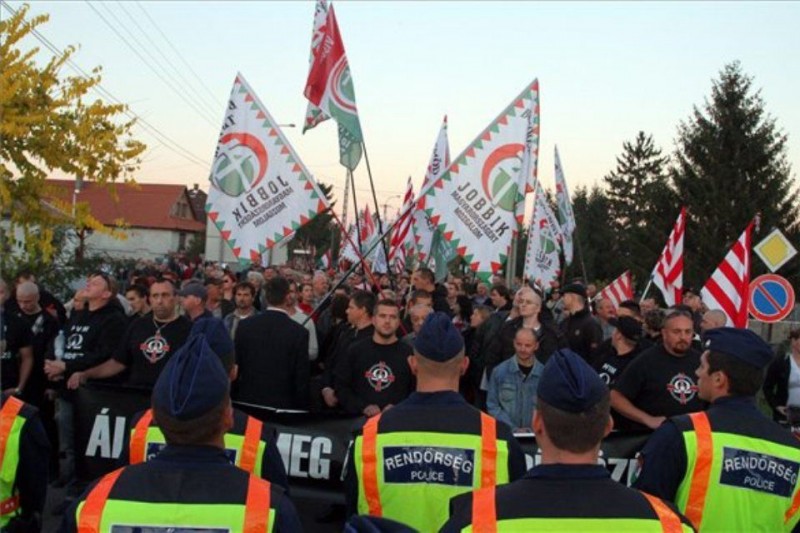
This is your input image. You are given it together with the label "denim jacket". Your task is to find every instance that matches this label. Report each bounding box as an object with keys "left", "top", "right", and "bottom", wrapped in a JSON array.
[{"left": 487, "top": 357, "right": 544, "bottom": 429}]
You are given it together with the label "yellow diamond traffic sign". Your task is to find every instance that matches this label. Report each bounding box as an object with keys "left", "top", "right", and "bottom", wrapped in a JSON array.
[{"left": 754, "top": 228, "right": 797, "bottom": 272}]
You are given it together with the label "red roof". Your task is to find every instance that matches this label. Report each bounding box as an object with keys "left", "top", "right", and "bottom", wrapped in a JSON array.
[{"left": 45, "top": 179, "right": 205, "bottom": 232}]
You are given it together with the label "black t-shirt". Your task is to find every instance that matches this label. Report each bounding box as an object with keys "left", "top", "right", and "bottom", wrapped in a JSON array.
[
  {"left": 593, "top": 344, "right": 642, "bottom": 387},
  {"left": 613, "top": 343, "right": 705, "bottom": 431},
  {"left": 1, "top": 311, "right": 32, "bottom": 390},
  {"left": 335, "top": 338, "right": 414, "bottom": 414},
  {"left": 113, "top": 313, "right": 193, "bottom": 388}
]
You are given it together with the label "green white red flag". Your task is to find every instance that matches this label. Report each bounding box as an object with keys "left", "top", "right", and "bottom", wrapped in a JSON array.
[
  {"left": 554, "top": 145, "right": 576, "bottom": 265},
  {"left": 206, "top": 73, "right": 328, "bottom": 266},
  {"left": 303, "top": 3, "right": 363, "bottom": 171},
  {"left": 421, "top": 80, "right": 538, "bottom": 282},
  {"left": 302, "top": 0, "right": 330, "bottom": 132},
  {"left": 524, "top": 181, "right": 562, "bottom": 289},
  {"left": 413, "top": 116, "right": 450, "bottom": 265}
]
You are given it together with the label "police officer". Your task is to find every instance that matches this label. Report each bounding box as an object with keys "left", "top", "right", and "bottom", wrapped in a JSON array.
[
  {"left": 60, "top": 323, "right": 301, "bottom": 532},
  {"left": 635, "top": 328, "right": 800, "bottom": 531},
  {"left": 442, "top": 349, "right": 694, "bottom": 532},
  {"left": 123, "top": 318, "right": 289, "bottom": 489},
  {"left": 0, "top": 392, "right": 49, "bottom": 532},
  {"left": 344, "top": 312, "right": 526, "bottom": 531}
]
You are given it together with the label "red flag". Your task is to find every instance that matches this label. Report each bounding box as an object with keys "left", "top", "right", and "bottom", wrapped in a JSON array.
[
  {"left": 651, "top": 207, "right": 686, "bottom": 306},
  {"left": 701, "top": 222, "right": 753, "bottom": 328},
  {"left": 597, "top": 271, "right": 633, "bottom": 310}
]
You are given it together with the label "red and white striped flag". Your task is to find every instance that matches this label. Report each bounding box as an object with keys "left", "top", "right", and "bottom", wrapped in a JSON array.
[
  {"left": 701, "top": 222, "right": 753, "bottom": 328},
  {"left": 651, "top": 207, "right": 686, "bottom": 306},
  {"left": 389, "top": 176, "right": 415, "bottom": 273},
  {"left": 597, "top": 271, "right": 634, "bottom": 310}
]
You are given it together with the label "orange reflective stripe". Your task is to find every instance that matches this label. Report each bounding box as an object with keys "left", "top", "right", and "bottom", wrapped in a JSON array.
[
  {"left": 640, "top": 491, "right": 684, "bottom": 533},
  {"left": 471, "top": 487, "right": 497, "bottom": 533},
  {"left": 129, "top": 409, "right": 154, "bottom": 464},
  {"left": 361, "top": 414, "right": 383, "bottom": 516},
  {"left": 479, "top": 412, "right": 497, "bottom": 487},
  {"left": 240, "top": 416, "right": 263, "bottom": 474},
  {"left": 0, "top": 495, "right": 19, "bottom": 516},
  {"left": 685, "top": 412, "right": 712, "bottom": 530},
  {"left": 243, "top": 476, "right": 271, "bottom": 533},
  {"left": 0, "top": 396, "right": 24, "bottom": 467},
  {"left": 785, "top": 489, "right": 800, "bottom": 524},
  {"left": 77, "top": 468, "right": 124, "bottom": 533}
]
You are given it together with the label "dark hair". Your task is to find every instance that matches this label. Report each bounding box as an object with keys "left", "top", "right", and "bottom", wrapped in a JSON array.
[
  {"left": 663, "top": 307, "right": 693, "bottom": 326},
  {"left": 350, "top": 290, "right": 377, "bottom": 317},
  {"left": 233, "top": 281, "right": 256, "bottom": 297},
  {"left": 125, "top": 284, "right": 148, "bottom": 300},
  {"left": 789, "top": 329, "right": 800, "bottom": 341},
  {"left": 644, "top": 309, "right": 665, "bottom": 332},
  {"left": 706, "top": 350, "right": 764, "bottom": 396},
  {"left": 455, "top": 294, "right": 473, "bottom": 321},
  {"left": 414, "top": 267, "right": 435, "bottom": 284},
  {"left": 409, "top": 289, "right": 432, "bottom": 305},
  {"left": 204, "top": 277, "right": 223, "bottom": 287},
  {"left": 374, "top": 298, "right": 399, "bottom": 314},
  {"left": 265, "top": 277, "right": 291, "bottom": 306},
  {"left": 537, "top": 393, "right": 610, "bottom": 453},
  {"left": 331, "top": 294, "right": 350, "bottom": 321},
  {"left": 151, "top": 277, "right": 176, "bottom": 292},
  {"left": 223, "top": 271, "right": 237, "bottom": 283},
  {"left": 618, "top": 300, "right": 642, "bottom": 318},
  {"left": 490, "top": 284, "right": 511, "bottom": 301},
  {"left": 154, "top": 399, "right": 228, "bottom": 446}
]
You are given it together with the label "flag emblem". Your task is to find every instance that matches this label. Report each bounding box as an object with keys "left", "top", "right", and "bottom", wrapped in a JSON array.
[
  {"left": 212, "top": 133, "right": 269, "bottom": 197},
  {"left": 482, "top": 143, "right": 524, "bottom": 212}
]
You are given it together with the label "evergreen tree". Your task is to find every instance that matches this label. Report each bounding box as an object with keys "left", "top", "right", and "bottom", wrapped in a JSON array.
[
  {"left": 569, "top": 185, "right": 615, "bottom": 284},
  {"left": 604, "top": 132, "right": 676, "bottom": 285},
  {"left": 672, "top": 62, "right": 799, "bottom": 287}
]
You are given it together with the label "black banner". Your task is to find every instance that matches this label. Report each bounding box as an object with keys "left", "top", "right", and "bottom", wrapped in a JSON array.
[{"left": 74, "top": 385, "right": 650, "bottom": 502}]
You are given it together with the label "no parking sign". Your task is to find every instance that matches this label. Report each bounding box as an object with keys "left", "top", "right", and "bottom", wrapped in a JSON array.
[{"left": 749, "top": 274, "right": 796, "bottom": 323}]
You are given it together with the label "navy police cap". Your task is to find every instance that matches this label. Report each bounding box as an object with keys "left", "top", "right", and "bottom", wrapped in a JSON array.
[
  {"left": 538, "top": 349, "right": 607, "bottom": 413},
  {"left": 414, "top": 312, "right": 464, "bottom": 362},
  {"left": 702, "top": 327, "right": 773, "bottom": 369}
]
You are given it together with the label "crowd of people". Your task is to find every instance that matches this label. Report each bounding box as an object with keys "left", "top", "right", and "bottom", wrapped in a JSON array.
[{"left": 1, "top": 257, "right": 800, "bottom": 531}]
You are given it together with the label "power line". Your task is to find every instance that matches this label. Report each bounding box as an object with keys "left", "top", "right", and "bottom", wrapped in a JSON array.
[{"left": 0, "top": 1, "right": 210, "bottom": 169}]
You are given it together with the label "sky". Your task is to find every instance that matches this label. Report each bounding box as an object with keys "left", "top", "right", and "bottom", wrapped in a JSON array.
[{"left": 7, "top": 1, "right": 800, "bottom": 218}]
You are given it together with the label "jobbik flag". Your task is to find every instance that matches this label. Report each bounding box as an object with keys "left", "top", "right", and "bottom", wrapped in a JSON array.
[
  {"left": 524, "top": 181, "right": 562, "bottom": 289},
  {"left": 517, "top": 79, "right": 541, "bottom": 218},
  {"left": 413, "top": 116, "right": 451, "bottom": 265},
  {"left": 303, "top": 3, "right": 363, "bottom": 171},
  {"left": 302, "top": 0, "right": 330, "bottom": 132},
  {"left": 422, "top": 80, "right": 538, "bottom": 282},
  {"left": 206, "top": 73, "right": 329, "bottom": 265},
  {"left": 554, "top": 146, "right": 576, "bottom": 265}
]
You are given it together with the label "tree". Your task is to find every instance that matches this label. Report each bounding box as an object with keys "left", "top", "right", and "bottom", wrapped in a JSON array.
[
  {"left": 289, "top": 181, "right": 337, "bottom": 264},
  {"left": 569, "top": 185, "right": 616, "bottom": 284},
  {"left": 0, "top": 5, "right": 145, "bottom": 262},
  {"left": 603, "top": 131, "right": 676, "bottom": 284},
  {"left": 672, "top": 62, "right": 799, "bottom": 287}
]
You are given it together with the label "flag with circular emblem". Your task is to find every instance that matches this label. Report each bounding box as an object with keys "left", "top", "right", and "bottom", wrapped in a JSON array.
[
  {"left": 524, "top": 181, "right": 562, "bottom": 289},
  {"left": 206, "top": 73, "right": 329, "bottom": 266},
  {"left": 420, "top": 80, "right": 537, "bottom": 282},
  {"left": 413, "top": 116, "right": 450, "bottom": 265}
]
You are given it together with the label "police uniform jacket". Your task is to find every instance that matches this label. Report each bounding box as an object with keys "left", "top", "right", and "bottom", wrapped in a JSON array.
[
  {"left": 635, "top": 395, "right": 800, "bottom": 531},
  {"left": 60, "top": 445, "right": 301, "bottom": 533},
  {"left": 442, "top": 463, "right": 695, "bottom": 532}
]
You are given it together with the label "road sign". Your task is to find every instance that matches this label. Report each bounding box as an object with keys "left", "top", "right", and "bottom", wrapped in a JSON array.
[
  {"left": 749, "top": 274, "right": 795, "bottom": 323},
  {"left": 754, "top": 228, "right": 797, "bottom": 272}
]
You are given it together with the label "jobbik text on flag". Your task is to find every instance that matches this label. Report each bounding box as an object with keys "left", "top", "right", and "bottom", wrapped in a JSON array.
[
  {"left": 524, "top": 181, "right": 562, "bottom": 289},
  {"left": 413, "top": 116, "right": 451, "bottom": 266},
  {"left": 422, "top": 80, "right": 538, "bottom": 283},
  {"left": 206, "top": 73, "right": 329, "bottom": 265}
]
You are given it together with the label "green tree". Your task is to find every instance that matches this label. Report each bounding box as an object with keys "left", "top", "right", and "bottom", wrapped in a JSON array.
[
  {"left": 569, "top": 185, "right": 615, "bottom": 284},
  {"left": 0, "top": 5, "right": 145, "bottom": 262},
  {"left": 604, "top": 131, "right": 676, "bottom": 284},
  {"left": 289, "top": 181, "right": 337, "bottom": 264},
  {"left": 672, "top": 62, "right": 798, "bottom": 287}
]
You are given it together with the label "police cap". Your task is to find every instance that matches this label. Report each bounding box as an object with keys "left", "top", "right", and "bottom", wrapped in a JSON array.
[
  {"left": 414, "top": 312, "right": 464, "bottom": 362},
  {"left": 702, "top": 327, "right": 773, "bottom": 369},
  {"left": 538, "top": 349, "right": 607, "bottom": 413},
  {"left": 561, "top": 283, "right": 587, "bottom": 299}
]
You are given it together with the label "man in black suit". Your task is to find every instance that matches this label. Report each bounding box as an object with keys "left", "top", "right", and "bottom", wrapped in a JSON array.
[{"left": 233, "top": 276, "right": 310, "bottom": 410}]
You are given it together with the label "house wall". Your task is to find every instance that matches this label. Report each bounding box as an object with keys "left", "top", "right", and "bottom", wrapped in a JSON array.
[
  {"left": 204, "top": 218, "right": 288, "bottom": 267},
  {"left": 82, "top": 228, "right": 196, "bottom": 260}
]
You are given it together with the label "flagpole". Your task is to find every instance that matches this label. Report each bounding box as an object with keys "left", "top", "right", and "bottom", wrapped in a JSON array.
[
  {"left": 349, "top": 169, "right": 364, "bottom": 255},
  {"left": 640, "top": 278, "right": 653, "bottom": 302},
  {"left": 361, "top": 143, "right": 395, "bottom": 285}
]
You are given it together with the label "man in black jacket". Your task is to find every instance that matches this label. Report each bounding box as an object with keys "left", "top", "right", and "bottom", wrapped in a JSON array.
[
  {"left": 411, "top": 267, "right": 451, "bottom": 316},
  {"left": 233, "top": 276, "right": 310, "bottom": 410},
  {"left": 558, "top": 283, "right": 602, "bottom": 364}
]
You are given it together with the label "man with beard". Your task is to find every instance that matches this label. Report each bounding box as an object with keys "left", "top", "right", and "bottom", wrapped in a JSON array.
[
  {"left": 335, "top": 299, "right": 413, "bottom": 416},
  {"left": 223, "top": 281, "right": 258, "bottom": 341},
  {"left": 67, "top": 278, "right": 192, "bottom": 390},
  {"left": 610, "top": 309, "right": 705, "bottom": 431}
]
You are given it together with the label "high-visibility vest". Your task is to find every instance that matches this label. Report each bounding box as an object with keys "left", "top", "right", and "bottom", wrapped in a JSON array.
[
  {"left": 675, "top": 411, "right": 800, "bottom": 531},
  {"left": 355, "top": 411, "right": 510, "bottom": 532},
  {"left": 466, "top": 486, "right": 690, "bottom": 532},
  {"left": 129, "top": 409, "right": 265, "bottom": 474},
  {"left": 76, "top": 467, "right": 276, "bottom": 533},
  {"left": 0, "top": 396, "right": 27, "bottom": 529}
]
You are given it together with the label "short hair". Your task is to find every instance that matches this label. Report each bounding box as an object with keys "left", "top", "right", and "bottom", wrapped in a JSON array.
[
  {"left": 414, "top": 267, "right": 435, "bottom": 284},
  {"left": 204, "top": 277, "right": 223, "bottom": 287},
  {"left": 90, "top": 271, "right": 118, "bottom": 298},
  {"left": 125, "top": 284, "right": 148, "bottom": 299},
  {"left": 233, "top": 281, "right": 256, "bottom": 297},
  {"left": 330, "top": 294, "right": 350, "bottom": 321},
  {"left": 374, "top": 298, "right": 399, "bottom": 314},
  {"left": 409, "top": 289, "right": 432, "bottom": 305},
  {"left": 350, "top": 290, "right": 377, "bottom": 317},
  {"left": 490, "top": 284, "right": 511, "bottom": 301},
  {"left": 265, "top": 277, "right": 291, "bottom": 306},
  {"left": 151, "top": 277, "right": 176, "bottom": 293},
  {"left": 473, "top": 304, "right": 493, "bottom": 321},
  {"left": 409, "top": 303, "right": 432, "bottom": 320},
  {"left": 644, "top": 309, "right": 665, "bottom": 332},
  {"left": 790, "top": 329, "right": 800, "bottom": 341},
  {"left": 246, "top": 271, "right": 263, "bottom": 286},
  {"left": 154, "top": 397, "right": 229, "bottom": 446},
  {"left": 618, "top": 300, "right": 641, "bottom": 318},
  {"left": 663, "top": 307, "right": 694, "bottom": 327},
  {"left": 537, "top": 393, "right": 610, "bottom": 453},
  {"left": 706, "top": 350, "right": 764, "bottom": 396},
  {"left": 455, "top": 294, "right": 473, "bottom": 321},
  {"left": 15, "top": 281, "right": 39, "bottom": 298}
]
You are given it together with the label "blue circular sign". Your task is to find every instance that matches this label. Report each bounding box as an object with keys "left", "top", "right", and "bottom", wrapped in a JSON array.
[{"left": 749, "top": 274, "right": 795, "bottom": 322}]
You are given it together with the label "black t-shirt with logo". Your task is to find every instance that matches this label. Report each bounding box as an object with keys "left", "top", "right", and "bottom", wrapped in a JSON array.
[
  {"left": 113, "top": 313, "right": 193, "bottom": 389},
  {"left": 335, "top": 338, "right": 414, "bottom": 415},
  {"left": 1, "top": 311, "right": 32, "bottom": 390},
  {"left": 613, "top": 343, "right": 706, "bottom": 431},
  {"left": 593, "top": 343, "right": 642, "bottom": 387}
]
